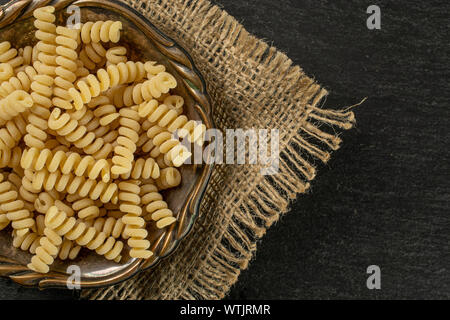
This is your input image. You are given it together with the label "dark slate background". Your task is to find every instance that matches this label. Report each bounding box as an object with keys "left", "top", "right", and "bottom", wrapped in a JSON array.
[{"left": 0, "top": 0, "right": 448, "bottom": 300}]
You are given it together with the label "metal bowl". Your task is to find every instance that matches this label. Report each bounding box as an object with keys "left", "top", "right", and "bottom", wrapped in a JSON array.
[{"left": 0, "top": 0, "right": 214, "bottom": 289}]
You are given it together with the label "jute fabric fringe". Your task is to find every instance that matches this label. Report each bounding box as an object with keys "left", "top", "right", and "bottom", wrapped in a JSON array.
[{"left": 82, "top": 0, "right": 356, "bottom": 300}]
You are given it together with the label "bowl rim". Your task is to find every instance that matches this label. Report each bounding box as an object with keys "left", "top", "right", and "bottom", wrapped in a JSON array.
[{"left": 0, "top": 0, "right": 215, "bottom": 289}]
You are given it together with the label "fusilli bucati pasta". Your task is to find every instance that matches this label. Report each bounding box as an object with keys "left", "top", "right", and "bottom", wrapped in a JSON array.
[{"left": 0, "top": 5, "right": 207, "bottom": 274}]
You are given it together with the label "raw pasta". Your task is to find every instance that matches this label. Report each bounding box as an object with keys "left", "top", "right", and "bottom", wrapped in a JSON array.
[
  {"left": 0, "top": 41, "right": 23, "bottom": 68},
  {"left": 0, "top": 5, "right": 205, "bottom": 274}
]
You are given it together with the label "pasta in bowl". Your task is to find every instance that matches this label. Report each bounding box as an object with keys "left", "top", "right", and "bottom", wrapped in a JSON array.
[{"left": 0, "top": 0, "right": 213, "bottom": 288}]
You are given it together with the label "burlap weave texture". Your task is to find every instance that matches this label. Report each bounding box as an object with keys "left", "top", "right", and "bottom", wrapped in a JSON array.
[{"left": 83, "top": 0, "right": 356, "bottom": 300}]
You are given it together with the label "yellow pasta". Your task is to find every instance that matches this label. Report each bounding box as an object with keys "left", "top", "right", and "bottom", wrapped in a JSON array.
[
  {"left": 53, "top": 26, "right": 80, "bottom": 110},
  {"left": 18, "top": 45, "right": 39, "bottom": 66},
  {"left": 140, "top": 182, "right": 176, "bottom": 229},
  {"left": 79, "top": 42, "right": 107, "bottom": 71},
  {"left": 34, "top": 191, "right": 59, "bottom": 214},
  {"left": 12, "top": 230, "right": 42, "bottom": 254},
  {"left": 0, "top": 174, "right": 34, "bottom": 236},
  {"left": 75, "top": 59, "right": 90, "bottom": 79},
  {"left": 21, "top": 147, "right": 111, "bottom": 182},
  {"left": 0, "top": 113, "right": 28, "bottom": 151},
  {"left": 48, "top": 108, "right": 107, "bottom": 156},
  {"left": 69, "top": 61, "right": 146, "bottom": 109},
  {"left": 124, "top": 157, "right": 160, "bottom": 180},
  {"left": 24, "top": 74, "right": 54, "bottom": 149},
  {"left": 59, "top": 239, "right": 81, "bottom": 260},
  {"left": 144, "top": 61, "right": 166, "bottom": 77},
  {"left": 0, "top": 63, "right": 13, "bottom": 82},
  {"left": 29, "top": 168, "right": 118, "bottom": 204},
  {"left": 111, "top": 107, "right": 140, "bottom": 175},
  {"left": 140, "top": 99, "right": 206, "bottom": 146},
  {"left": 0, "top": 147, "right": 22, "bottom": 169},
  {"left": 106, "top": 46, "right": 127, "bottom": 66},
  {"left": 19, "top": 172, "right": 40, "bottom": 212},
  {"left": 81, "top": 21, "right": 123, "bottom": 44},
  {"left": 92, "top": 216, "right": 125, "bottom": 239},
  {"left": 45, "top": 206, "right": 123, "bottom": 262},
  {"left": 68, "top": 105, "right": 117, "bottom": 158},
  {"left": 0, "top": 41, "right": 23, "bottom": 68},
  {"left": 0, "top": 90, "right": 33, "bottom": 124},
  {"left": 119, "top": 180, "right": 152, "bottom": 259},
  {"left": 156, "top": 167, "right": 182, "bottom": 190},
  {"left": 120, "top": 72, "right": 177, "bottom": 107},
  {"left": 144, "top": 119, "right": 192, "bottom": 168},
  {"left": 0, "top": 65, "right": 37, "bottom": 98},
  {"left": 72, "top": 197, "right": 100, "bottom": 220},
  {"left": 33, "top": 6, "right": 57, "bottom": 76},
  {"left": 27, "top": 227, "right": 61, "bottom": 273},
  {"left": 89, "top": 95, "right": 119, "bottom": 126},
  {"left": 0, "top": 4, "right": 204, "bottom": 274}
]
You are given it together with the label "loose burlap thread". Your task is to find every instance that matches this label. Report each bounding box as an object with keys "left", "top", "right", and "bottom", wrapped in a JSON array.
[{"left": 82, "top": 0, "right": 356, "bottom": 300}]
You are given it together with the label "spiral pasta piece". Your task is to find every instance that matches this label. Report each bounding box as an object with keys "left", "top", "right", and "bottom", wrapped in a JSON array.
[
  {"left": 34, "top": 191, "right": 71, "bottom": 218},
  {"left": 119, "top": 181, "right": 152, "bottom": 259},
  {"left": 88, "top": 96, "right": 119, "bottom": 126},
  {"left": 29, "top": 169, "right": 118, "bottom": 204},
  {"left": 0, "top": 146, "right": 22, "bottom": 170},
  {"left": 72, "top": 197, "right": 100, "bottom": 220},
  {"left": 0, "top": 112, "right": 28, "bottom": 152},
  {"left": 140, "top": 99, "right": 206, "bottom": 146},
  {"left": 105, "top": 84, "right": 126, "bottom": 108},
  {"left": 0, "top": 41, "right": 23, "bottom": 68},
  {"left": 81, "top": 21, "right": 122, "bottom": 44},
  {"left": 106, "top": 46, "right": 127, "bottom": 66},
  {"left": 122, "top": 72, "right": 177, "bottom": 107},
  {"left": 59, "top": 239, "right": 81, "bottom": 260},
  {"left": 0, "top": 174, "right": 34, "bottom": 236},
  {"left": 19, "top": 172, "right": 40, "bottom": 212},
  {"left": 93, "top": 216, "right": 125, "bottom": 239},
  {"left": 0, "top": 90, "right": 33, "bottom": 125},
  {"left": 0, "top": 4, "right": 206, "bottom": 274},
  {"left": 68, "top": 105, "right": 117, "bottom": 159},
  {"left": 6, "top": 171, "right": 34, "bottom": 212},
  {"left": 124, "top": 157, "right": 160, "bottom": 180},
  {"left": 13, "top": 230, "right": 42, "bottom": 254},
  {"left": 79, "top": 42, "right": 107, "bottom": 71},
  {"left": 143, "top": 120, "right": 191, "bottom": 168},
  {"left": 0, "top": 63, "right": 13, "bottom": 82},
  {"left": 33, "top": 6, "right": 57, "bottom": 76},
  {"left": 53, "top": 26, "right": 80, "bottom": 110},
  {"left": 155, "top": 167, "right": 182, "bottom": 190},
  {"left": 18, "top": 45, "right": 39, "bottom": 66},
  {"left": 0, "top": 65, "right": 37, "bottom": 98},
  {"left": 45, "top": 206, "right": 123, "bottom": 263},
  {"left": 69, "top": 61, "right": 146, "bottom": 109},
  {"left": 48, "top": 108, "right": 106, "bottom": 156},
  {"left": 75, "top": 59, "right": 90, "bottom": 79},
  {"left": 21, "top": 147, "right": 111, "bottom": 182},
  {"left": 140, "top": 182, "right": 176, "bottom": 229},
  {"left": 24, "top": 74, "right": 54, "bottom": 149},
  {"left": 0, "top": 175, "right": 10, "bottom": 231},
  {"left": 144, "top": 61, "right": 166, "bottom": 77},
  {"left": 27, "top": 226, "right": 61, "bottom": 273},
  {"left": 111, "top": 107, "right": 140, "bottom": 175},
  {"left": 134, "top": 119, "right": 160, "bottom": 156}
]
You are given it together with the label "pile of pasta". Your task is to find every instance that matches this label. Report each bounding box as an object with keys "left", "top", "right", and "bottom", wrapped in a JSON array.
[{"left": 0, "top": 6, "right": 205, "bottom": 274}]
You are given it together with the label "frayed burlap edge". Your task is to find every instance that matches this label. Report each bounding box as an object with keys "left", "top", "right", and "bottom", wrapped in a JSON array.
[{"left": 81, "top": 0, "right": 356, "bottom": 300}]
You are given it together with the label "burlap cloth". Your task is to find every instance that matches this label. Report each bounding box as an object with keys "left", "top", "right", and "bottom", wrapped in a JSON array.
[{"left": 82, "top": 0, "right": 356, "bottom": 300}]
